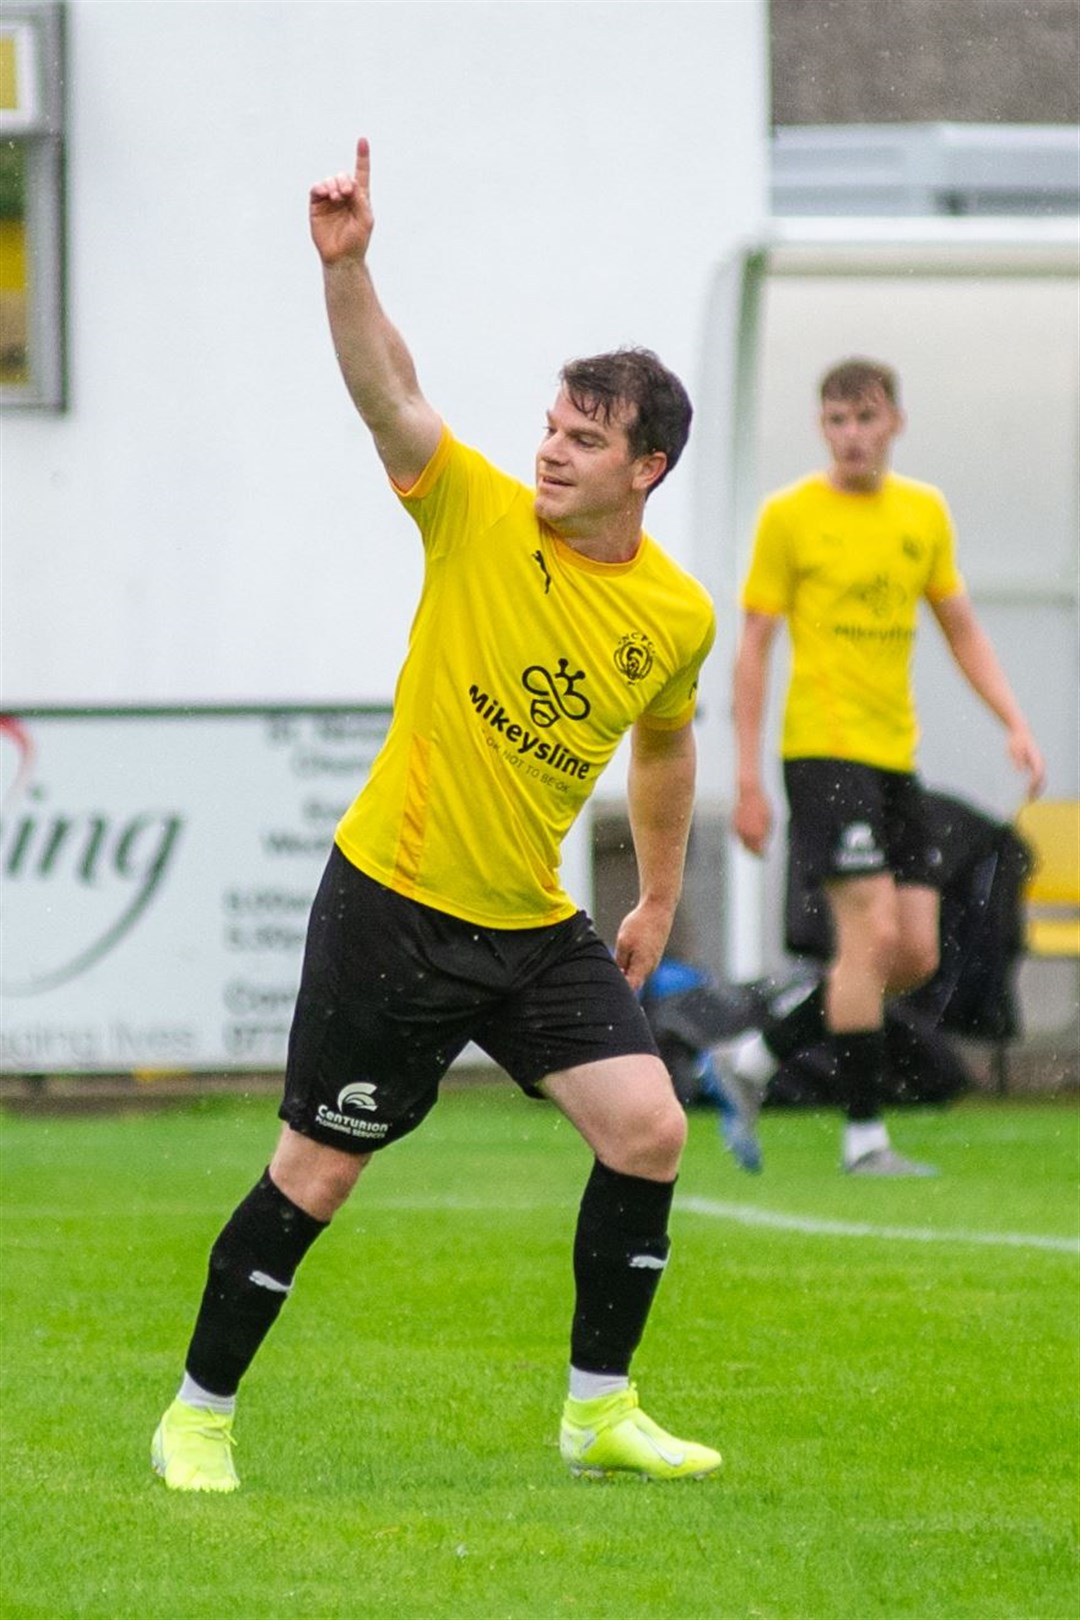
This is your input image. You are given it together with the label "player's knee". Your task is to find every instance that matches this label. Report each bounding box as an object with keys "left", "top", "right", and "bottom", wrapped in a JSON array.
[
  {"left": 309, "top": 1155, "right": 366, "bottom": 1215},
  {"left": 890, "top": 937, "right": 939, "bottom": 993},
  {"left": 654, "top": 1095, "right": 689, "bottom": 1163},
  {"left": 834, "top": 882, "right": 902, "bottom": 979},
  {"left": 838, "top": 912, "right": 899, "bottom": 985},
  {"left": 270, "top": 1130, "right": 368, "bottom": 1221},
  {"left": 612, "top": 1093, "right": 687, "bottom": 1180},
  {"left": 867, "top": 909, "right": 902, "bottom": 979}
]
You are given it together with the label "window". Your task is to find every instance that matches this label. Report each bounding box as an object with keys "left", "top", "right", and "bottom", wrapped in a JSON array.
[{"left": 0, "top": 2, "right": 64, "bottom": 408}]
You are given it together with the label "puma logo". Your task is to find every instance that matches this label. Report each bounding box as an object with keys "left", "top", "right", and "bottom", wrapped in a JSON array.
[{"left": 532, "top": 549, "right": 552, "bottom": 594}]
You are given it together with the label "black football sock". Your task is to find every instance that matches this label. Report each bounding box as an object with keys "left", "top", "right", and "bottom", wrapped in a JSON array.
[
  {"left": 570, "top": 1159, "right": 675, "bottom": 1377},
  {"left": 831, "top": 1028, "right": 888, "bottom": 1123},
  {"left": 184, "top": 1168, "right": 328, "bottom": 1398},
  {"left": 761, "top": 980, "right": 826, "bottom": 1062}
]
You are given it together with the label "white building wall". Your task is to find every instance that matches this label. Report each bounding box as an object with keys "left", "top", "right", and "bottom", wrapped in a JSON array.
[{"left": 2, "top": 0, "right": 768, "bottom": 719}]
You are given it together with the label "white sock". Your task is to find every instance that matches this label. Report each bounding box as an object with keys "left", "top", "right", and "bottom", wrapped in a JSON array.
[
  {"left": 178, "top": 1373, "right": 236, "bottom": 1416},
  {"left": 732, "top": 1029, "right": 778, "bottom": 1087},
  {"left": 568, "top": 1368, "right": 629, "bottom": 1403},
  {"left": 843, "top": 1119, "right": 889, "bottom": 1166}
]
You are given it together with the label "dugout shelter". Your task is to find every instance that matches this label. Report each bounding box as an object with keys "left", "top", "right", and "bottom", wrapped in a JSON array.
[{"left": 674, "top": 213, "right": 1080, "bottom": 1053}]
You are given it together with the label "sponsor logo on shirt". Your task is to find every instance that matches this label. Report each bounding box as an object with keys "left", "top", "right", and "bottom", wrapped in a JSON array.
[
  {"left": 521, "top": 659, "right": 590, "bottom": 726},
  {"left": 467, "top": 660, "right": 593, "bottom": 782},
  {"left": 839, "top": 572, "right": 908, "bottom": 620}
]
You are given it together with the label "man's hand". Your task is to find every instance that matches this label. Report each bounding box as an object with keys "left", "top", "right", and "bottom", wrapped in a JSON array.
[
  {"left": 1008, "top": 723, "right": 1046, "bottom": 800},
  {"left": 310, "top": 137, "right": 374, "bottom": 267},
  {"left": 733, "top": 783, "right": 772, "bottom": 856},
  {"left": 309, "top": 135, "right": 442, "bottom": 487},
  {"left": 613, "top": 899, "right": 676, "bottom": 994},
  {"left": 930, "top": 595, "right": 1047, "bottom": 804}
]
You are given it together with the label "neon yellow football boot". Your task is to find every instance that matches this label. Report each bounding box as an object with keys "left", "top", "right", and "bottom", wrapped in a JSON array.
[
  {"left": 151, "top": 1398, "right": 240, "bottom": 1493},
  {"left": 559, "top": 1385, "right": 721, "bottom": 1482}
]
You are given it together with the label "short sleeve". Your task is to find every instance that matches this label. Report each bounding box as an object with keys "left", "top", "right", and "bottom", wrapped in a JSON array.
[
  {"left": 740, "top": 498, "right": 793, "bottom": 615},
  {"left": 639, "top": 615, "right": 717, "bottom": 731},
  {"left": 924, "top": 491, "right": 966, "bottom": 601}
]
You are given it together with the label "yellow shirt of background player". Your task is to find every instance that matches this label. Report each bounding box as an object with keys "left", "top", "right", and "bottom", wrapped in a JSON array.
[
  {"left": 335, "top": 428, "right": 716, "bottom": 928},
  {"left": 741, "top": 472, "right": 964, "bottom": 772}
]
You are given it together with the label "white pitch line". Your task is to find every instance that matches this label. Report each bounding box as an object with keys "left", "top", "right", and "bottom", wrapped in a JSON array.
[
  {"left": 678, "top": 1196, "right": 1080, "bottom": 1255},
  {"left": 3, "top": 1194, "right": 1076, "bottom": 1256}
]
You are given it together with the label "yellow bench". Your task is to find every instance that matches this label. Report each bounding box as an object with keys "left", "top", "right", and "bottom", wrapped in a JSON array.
[
  {"left": 1015, "top": 799, "right": 1080, "bottom": 959},
  {"left": 992, "top": 799, "right": 1080, "bottom": 1093}
]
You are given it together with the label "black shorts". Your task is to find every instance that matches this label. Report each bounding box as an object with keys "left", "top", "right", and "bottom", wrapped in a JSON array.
[
  {"left": 279, "top": 847, "right": 659, "bottom": 1153},
  {"left": 783, "top": 758, "right": 943, "bottom": 890}
]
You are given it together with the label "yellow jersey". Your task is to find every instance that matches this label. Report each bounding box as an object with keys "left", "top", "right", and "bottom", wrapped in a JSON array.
[
  {"left": 336, "top": 427, "right": 716, "bottom": 927},
  {"left": 741, "top": 472, "right": 964, "bottom": 771}
]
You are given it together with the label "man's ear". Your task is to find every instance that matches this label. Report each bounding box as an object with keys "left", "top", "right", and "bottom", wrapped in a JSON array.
[{"left": 634, "top": 451, "right": 668, "bottom": 494}]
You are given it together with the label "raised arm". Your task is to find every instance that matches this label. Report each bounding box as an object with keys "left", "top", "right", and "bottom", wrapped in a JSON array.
[
  {"left": 310, "top": 138, "right": 442, "bottom": 489},
  {"left": 613, "top": 720, "right": 698, "bottom": 991},
  {"left": 731, "top": 610, "right": 782, "bottom": 855},
  {"left": 930, "top": 592, "right": 1046, "bottom": 798}
]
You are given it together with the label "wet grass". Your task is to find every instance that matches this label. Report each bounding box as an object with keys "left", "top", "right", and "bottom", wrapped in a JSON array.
[{"left": 1, "top": 1084, "right": 1077, "bottom": 1618}]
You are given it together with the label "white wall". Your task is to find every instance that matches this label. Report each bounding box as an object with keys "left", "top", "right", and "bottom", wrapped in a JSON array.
[{"left": 2, "top": 0, "right": 768, "bottom": 717}]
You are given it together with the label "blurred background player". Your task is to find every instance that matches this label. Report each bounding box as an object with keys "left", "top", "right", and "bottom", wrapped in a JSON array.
[
  {"left": 723, "top": 357, "right": 1044, "bottom": 1176},
  {"left": 151, "top": 138, "right": 720, "bottom": 1491}
]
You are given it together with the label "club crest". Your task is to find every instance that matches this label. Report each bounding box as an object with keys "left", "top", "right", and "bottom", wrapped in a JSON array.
[{"left": 613, "top": 632, "right": 656, "bottom": 684}]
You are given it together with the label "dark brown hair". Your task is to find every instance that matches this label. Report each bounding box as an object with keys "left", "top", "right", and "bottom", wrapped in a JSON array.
[
  {"left": 819, "top": 357, "right": 900, "bottom": 407},
  {"left": 560, "top": 347, "right": 692, "bottom": 491}
]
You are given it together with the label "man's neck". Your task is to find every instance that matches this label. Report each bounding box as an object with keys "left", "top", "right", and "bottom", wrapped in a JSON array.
[
  {"left": 826, "top": 466, "right": 889, "bottom": 495},
  {"left": 546, "top": 508, "right": 646, "bottom": 564}
]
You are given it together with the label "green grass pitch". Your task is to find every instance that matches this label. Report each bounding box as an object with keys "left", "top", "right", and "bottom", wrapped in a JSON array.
[{"left": 1, "top": 1082, "right": 1077, "bottom": 1618}]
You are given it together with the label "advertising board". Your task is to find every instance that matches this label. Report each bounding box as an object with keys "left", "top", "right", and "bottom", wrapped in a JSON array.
[{"left": 0, "top": 706, "right": 390, "bottom": 1073}]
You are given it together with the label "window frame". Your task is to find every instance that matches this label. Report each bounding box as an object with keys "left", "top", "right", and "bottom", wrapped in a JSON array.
[{"left": 1, "top": 1, "right": 65, "bottom": 410}]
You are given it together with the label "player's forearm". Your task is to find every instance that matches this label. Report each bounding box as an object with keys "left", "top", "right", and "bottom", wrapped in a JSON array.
[
  {"left": 945, "top": 614, "right": 1030, "bottom": 733},
  {"left": 732, "top": 649, "right": 768, "bottom": 791},
  {"left": 323, "top": 259, "right": 425, "bottom": 435},
  {"left": 627, "top": 732, "right": 696, "bottom": 914}
]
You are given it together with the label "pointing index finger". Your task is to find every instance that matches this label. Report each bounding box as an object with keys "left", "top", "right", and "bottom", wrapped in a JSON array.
[{"left": 355, "top": 136, "right": 371, "bottom": 195}]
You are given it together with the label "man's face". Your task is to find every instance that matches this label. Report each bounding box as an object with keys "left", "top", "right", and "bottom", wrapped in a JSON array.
[
  {"left": 534, "top": 388, "right": 663, "bottom": 538},
  {"left": 820, "top": 385, "right": 903, "bottom": 493}
]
